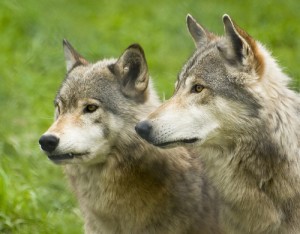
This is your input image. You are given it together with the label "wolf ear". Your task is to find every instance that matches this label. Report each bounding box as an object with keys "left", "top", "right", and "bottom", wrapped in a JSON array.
[
  {"left": 219, "top": 15, "right": 264, "bottom": 76},
  {"left": 186, "top": 14, "right": 213, "bottom": 48},
  {"left": 63, "top": 39, "right": 89, "bottom": 72},
  {"left": 109, "top": 44, "right": 149, "bottom": 101}
]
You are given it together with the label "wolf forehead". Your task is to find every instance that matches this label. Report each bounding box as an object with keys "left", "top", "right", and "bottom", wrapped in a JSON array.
[
  {"left": 56, "top": 59, "right": 123, "bottom": 106},
  {"left": 179, "top": 43, "right": 226, "bottom": 84},
  {"left": 179, "top": 39, "right": 243, "bottom": 83},
  {"left": 177, "top": 44, "right": 232, "bottom": 96},
  {"left": 178, "top": 41, "right": 261, "bottom": 113}
]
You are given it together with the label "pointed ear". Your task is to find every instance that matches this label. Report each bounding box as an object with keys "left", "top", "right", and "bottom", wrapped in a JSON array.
[
  {"left": 186, "top": 14, "right": 215, "bottom": 48},
  {"left": 63, "top": 39, "right": 89, "bottom": 72},
  {"left": 109, "top": 44, "right": 149, "bottom": 101},
  {"left": 219, "top": 14, "right": 264, "bottom": 76}
]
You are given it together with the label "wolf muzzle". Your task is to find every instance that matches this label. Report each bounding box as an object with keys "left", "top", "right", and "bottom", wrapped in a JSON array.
[{"left": 39, "top": 135, "right": 60, "bottom": 152}]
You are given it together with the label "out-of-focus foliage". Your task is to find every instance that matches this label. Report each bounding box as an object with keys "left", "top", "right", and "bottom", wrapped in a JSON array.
[{"left": 0, "top": 0, "right": 299, "bottom": 233}]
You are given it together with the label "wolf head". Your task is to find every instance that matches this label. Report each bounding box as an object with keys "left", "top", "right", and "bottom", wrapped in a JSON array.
[
  {"left": 39, "top": 41, "right": 159, "bottom": 164},
  {"left": 136, "top": 14, "right": 285, "bottom": 149}
]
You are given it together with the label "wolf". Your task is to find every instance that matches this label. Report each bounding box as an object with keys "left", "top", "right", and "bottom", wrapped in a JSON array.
[
  {"left": 38, "top": 40, "right": 221, "bottom": 234},
  {"left": 135, "top": 14, "right": 300, "bottom": 234}
]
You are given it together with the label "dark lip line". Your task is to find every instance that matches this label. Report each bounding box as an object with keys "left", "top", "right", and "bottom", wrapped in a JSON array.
[
  {"left": 154, "top": 138, "right": 198, "bottom": 147},
  {"left": 48, "top": 152, "right": 88, "bottom": 161}
]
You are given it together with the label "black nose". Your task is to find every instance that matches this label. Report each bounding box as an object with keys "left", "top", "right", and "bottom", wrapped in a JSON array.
[
  {"left": 39, "top": 135, "right": 59, "bottom": 152},
  {"left": 135, "top": 121, "right": 152, "bottom": 141}
]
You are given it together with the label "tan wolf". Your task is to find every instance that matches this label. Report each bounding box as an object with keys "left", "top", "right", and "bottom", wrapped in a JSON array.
[
  {"left": 136, "top": 14, "right": 300, "bottom": 234},
  {"left": 38, "top": 41, "right": 221, "bottom": 234}
]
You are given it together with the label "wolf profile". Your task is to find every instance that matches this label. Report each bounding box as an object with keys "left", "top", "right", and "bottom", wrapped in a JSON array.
[
  {"left": 136, "top": 14, "right": 300, "bottom": 234},
  {"left": 39, "top": 41, "right": 220, "bottom": 233}
]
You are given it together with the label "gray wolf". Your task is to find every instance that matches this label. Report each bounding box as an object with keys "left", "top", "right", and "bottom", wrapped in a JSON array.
[
  {"left": 38, "top": 40, "right": 221, "bottom": 233},
  {"left": 136, "top": 14, "right": 300, "bottom": 234}
]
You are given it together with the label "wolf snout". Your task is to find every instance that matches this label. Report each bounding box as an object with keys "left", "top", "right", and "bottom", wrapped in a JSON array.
[
  {"left": 39, "top": 134, "right": 60, "bottom": 152},
  {"left": 135, "top": 121, "right": 153, "bottom": 142}
]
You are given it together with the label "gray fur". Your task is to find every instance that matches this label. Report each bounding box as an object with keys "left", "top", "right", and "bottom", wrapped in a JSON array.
[
  {"left": 186, "top": 14, "right": 208, "bottom": 47},
  {"left": 178, "top": 43, "right": 261, "bottom": 117},
  {"left": 136, "top": 14, "right": 300, "bottom": 234},
  {"left": 39, "top": 42, "right": 221, "bottom": 234}
]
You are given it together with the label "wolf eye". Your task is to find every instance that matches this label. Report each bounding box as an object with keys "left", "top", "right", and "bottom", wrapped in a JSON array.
[
  {"left": 191, "top": 84, "right": 204, "bottom": 93},
  {"left": 84, "top": 104, "right": 98, "bottom": 113}
]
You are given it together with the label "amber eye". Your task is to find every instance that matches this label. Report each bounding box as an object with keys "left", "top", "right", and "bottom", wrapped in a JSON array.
[
  {"left": 191, "top": 84, "right": 204, "bottom": 93},
  {"left": 84, "top": 104, "right": 98, "bottom": 113}
]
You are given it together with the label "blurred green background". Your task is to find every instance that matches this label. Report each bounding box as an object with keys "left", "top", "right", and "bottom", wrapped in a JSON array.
[{"left": 0, "top": 0, "right": 299, "bottom": 233}]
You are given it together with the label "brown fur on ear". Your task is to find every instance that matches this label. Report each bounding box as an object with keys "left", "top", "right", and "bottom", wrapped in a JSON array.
[
  {"left": 222, "top": 15, "right": 265, "bottom": 77},
  {"left": 233, "top": 21, "right": 265, "bottom": 77}
]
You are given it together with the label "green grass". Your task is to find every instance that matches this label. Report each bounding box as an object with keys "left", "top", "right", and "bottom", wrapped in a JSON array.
[{"left": 0, "top": 0, "right": 299, "bottom": 233}]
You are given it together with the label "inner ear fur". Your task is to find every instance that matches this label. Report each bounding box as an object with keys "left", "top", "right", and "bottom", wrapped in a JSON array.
[
  {"left": 63, "top": 39, "right": 89, "bottom": 72},
  {"left": 220, "top": 14, "right": 264, "bottom": 77},
  {"left": 110, "top": 44, "right": 149, "bottom": 101}
]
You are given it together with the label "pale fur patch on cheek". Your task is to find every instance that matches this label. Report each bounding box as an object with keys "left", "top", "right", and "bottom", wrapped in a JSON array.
[
  {"left": 191, "top": 107, "right": 219, "bottom": 137},
  {"left": 214, "top": 96, "right": 252, "bottom": 126}
]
